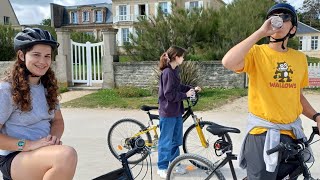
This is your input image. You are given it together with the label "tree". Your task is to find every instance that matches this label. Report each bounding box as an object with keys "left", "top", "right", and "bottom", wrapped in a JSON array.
[
  {"left": 218, "top": 0, "right": 275, "bottom": 56},
  {"left": 298, "top": 0, "right": 320, "bottom": 29},
  {"left": 0, "top": 25, "right": 16, "bottom": 61},
  {"left": 70, "top": 31, "right": 98, "bottom": 43},
  {"left": 41, "top": 18, "right": 51, "bottom": 26},
  {"left": 124, "top": 4, "right": 220, "bottom": 61}
]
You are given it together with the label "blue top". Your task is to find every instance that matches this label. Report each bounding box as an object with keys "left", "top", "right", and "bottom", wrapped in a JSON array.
[
  {"left": 0, "top": 82, "right": 60, "bottom": 156},
  {"left": 158, "top": 65, "right": 191, "bottom": 117}
]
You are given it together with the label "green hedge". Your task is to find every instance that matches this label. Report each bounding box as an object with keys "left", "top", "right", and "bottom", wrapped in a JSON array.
[{"left": 0, "top": 25, "right": 16, "bottom": 61}]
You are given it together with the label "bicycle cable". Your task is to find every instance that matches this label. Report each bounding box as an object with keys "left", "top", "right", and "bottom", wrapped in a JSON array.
[
  {"left": 309, "top": 138, "right": 320, "bottom": 146},
  {"left": 132, "top": 157, "right": 144, "bottom": 179},
  {"left": 148, "top": 152, "right": 153, "bottom": 180}
]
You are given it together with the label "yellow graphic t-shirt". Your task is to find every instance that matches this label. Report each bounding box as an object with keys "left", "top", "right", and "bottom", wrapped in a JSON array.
[{"left": 238, "top": 44, "right": 309, "bottom": 138}]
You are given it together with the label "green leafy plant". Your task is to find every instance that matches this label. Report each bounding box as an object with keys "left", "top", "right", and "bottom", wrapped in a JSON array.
[
  {"left": 0, "top": 25, "right": 16, "bottom": 61},
  {"left": 153, "top": 61, "right": 202, "bottom": 93}
]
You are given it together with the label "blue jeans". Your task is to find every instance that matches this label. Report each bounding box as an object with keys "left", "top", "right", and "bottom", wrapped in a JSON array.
[{"left": 157, "top": 116, "right": 183, "bottom": 170}]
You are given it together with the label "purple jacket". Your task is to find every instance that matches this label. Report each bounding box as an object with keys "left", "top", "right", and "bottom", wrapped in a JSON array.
[{"left": 158, "top": 65, "right": 191, "bottom": 117}]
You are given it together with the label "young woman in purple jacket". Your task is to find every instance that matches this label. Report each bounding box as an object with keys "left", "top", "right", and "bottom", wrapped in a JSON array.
[{"left": 157, "top": 45, "right": 201, "bottom": 179}]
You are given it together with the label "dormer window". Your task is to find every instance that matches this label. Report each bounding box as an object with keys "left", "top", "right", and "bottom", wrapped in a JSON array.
[
  {"left": 83, "top": 11, "right": 90, "bottom": 22},
  {"left": 71, "top": 12, "right": 78, "bottom": 24},
  {"left": 95, "top": 10, "right": 103, "bottom": 22}
]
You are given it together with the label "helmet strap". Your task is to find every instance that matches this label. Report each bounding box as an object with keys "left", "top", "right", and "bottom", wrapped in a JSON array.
[{"left": 269, "top": 26, "right": 294, "bottom": 50}]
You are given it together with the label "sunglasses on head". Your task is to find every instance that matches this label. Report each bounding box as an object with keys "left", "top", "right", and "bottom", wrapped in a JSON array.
[{"left": 270, "top": 14, "right": 292, "bottom": 22}]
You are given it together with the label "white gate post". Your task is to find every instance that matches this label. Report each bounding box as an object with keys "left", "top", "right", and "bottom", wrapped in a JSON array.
[
  {"left": 101, "top": 28, "right": 118, "bottom": 89},
  {"left": 86, "top": 41, "right": 92, "bottom": 86}
]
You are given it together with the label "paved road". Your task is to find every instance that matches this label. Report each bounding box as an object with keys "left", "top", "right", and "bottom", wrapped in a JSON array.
[{"left": 1, "top": 93, "right": 320, "bottom": 179}]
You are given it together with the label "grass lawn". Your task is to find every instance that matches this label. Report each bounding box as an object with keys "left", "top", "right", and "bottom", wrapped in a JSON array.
[{"left": 62, "top": 87, "right": 248, "bottom": 111}]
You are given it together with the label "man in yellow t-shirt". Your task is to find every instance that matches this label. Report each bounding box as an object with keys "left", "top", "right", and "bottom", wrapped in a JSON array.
[{"left": 222, "top": 3, "right": 320, "bottom": 180}]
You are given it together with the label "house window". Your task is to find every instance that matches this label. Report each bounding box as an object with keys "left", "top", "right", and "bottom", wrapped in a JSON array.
[
  {"left": 71, "top": 12, "right": 78, "bottom": 24},
  {"left": 311, "top": 36, "right": 318, "bottom": 50},
  {"left": 4, "top": 16, "right": 10, "bottom": 24},
  {"left": 122, "top": 28, "right": 130, "bottom": 44},
  {"left": 299, "top": 37, "right": 303, "bottom": 50},
  {"left": 83, "top": 11, "right": 90, "bottom": 22},
  {"left": 190, "top": 1, "right": 199, "bottom": 9},
  {"left": 119, "top": 5, "right": 127, "bottom": 21},
  {"left": 95, "top": 10, "right": 103, "bottom": 22},
  {"left": 159, "top": 2, "right": 168, "bottom": 14}
]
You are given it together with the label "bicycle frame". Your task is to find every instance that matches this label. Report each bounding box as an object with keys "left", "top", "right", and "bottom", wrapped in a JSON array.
[
  {"left": 136, "top": 94, "right": 209, "bottom": 149},
  {"left": 205, "top": 134, "right": 238, "bottom": 180}
]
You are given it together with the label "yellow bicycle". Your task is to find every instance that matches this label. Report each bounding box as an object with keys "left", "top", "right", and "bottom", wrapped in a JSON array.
[{"left": 107, "top": 92, "right": 232, "bottom": 166}]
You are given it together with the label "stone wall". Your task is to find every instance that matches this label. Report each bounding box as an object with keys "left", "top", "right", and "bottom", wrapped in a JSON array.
[
  {"left": 0, "top": 61, "right": 245, "bottom": 88},
  {"left": 0, "top": 61, "right": 56, "bottom": 79},
  {"left": 0, "top": 61, "right": 14, "bottom": 79},
  {"left": 114, "top": 61, "right": 245, "bottom": 88}
]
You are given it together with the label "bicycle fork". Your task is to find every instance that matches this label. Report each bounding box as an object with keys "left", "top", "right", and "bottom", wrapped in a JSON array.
[{"left": 192, "top": 115, "right": 208, "bottom": 148}]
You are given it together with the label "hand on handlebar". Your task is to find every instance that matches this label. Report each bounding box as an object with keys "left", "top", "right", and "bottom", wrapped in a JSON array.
[
  {"left": 194, "top": 86, "right": 202, "bottom": 92},
  {"left": 186, "top": 89, "right": 195, "bottom": 97}
]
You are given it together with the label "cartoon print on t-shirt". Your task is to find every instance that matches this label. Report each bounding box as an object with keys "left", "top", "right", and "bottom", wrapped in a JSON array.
[{"left": 273, "top": 62, "right": 293, "bottom": 82}]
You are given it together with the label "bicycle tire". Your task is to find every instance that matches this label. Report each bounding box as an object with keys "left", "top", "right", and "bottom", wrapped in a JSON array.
[
  {"left": 107, "top": 118, "right": 152, "bottom": 164},
  {"left": 183, "top": 121, "right": 232, "bottom": 170},
  {"left": 166, "top": 153, "right": 225, "bottom": 180}
]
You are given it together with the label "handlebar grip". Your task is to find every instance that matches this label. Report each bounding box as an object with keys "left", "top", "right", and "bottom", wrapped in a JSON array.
[
  {"left": 125, "top": 138, "right": 145, "bottom": 159},
  {"left": 266, "top": 143, "right": 284, "bottom": 155}
]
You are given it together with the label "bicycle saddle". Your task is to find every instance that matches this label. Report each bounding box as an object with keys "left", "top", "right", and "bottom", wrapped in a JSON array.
[
  {"left": 140, "top": 105, "right": 158, "bottom": 111},
  {"left": 206, "top": 123, "right": 240, "bottom": 136}
]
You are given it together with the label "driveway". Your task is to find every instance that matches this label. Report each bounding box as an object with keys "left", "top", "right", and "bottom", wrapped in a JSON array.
[{"left": 1, "top": 92, "right": 320, "bottom": 180}]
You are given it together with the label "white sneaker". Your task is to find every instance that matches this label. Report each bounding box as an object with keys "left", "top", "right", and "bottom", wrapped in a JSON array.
[
  {"left": 175, "top": 164, "right": 187, "bottom": 174},
  {"left": 157, "top": 169, "right": 167, "bottom": 179}
]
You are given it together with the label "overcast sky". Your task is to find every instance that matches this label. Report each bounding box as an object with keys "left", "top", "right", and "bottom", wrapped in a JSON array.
[{"left": 10, "top": 0, "right": 303, "bottom": 25}]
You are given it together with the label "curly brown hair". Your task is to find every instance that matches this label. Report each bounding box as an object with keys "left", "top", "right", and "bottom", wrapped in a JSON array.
[{"left": 3, "top": 47, "right": 60, "bottom": 113}]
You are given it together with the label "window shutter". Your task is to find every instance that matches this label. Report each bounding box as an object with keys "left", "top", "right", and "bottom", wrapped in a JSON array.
[
  {"left": 134, "top": 5, "right": 139, "bottom": 21},
  {"left": 127, "top": 5, "right": 131, "bottom": 20},
  {"left": 145, "top": 4, "right": 149, "bottom": 17},
  {"left": 199, "top": 1, "right": 204, "bottom": 8},
  {"left": 185, "top": 2, "right": 190, "bottom": 10},
  {"left": 302, "top": 37, "right": 307, "bottom": 51},
  {"left": 155, "top": 3, "right": 158, "bottom": 17},
  {"left": 115, "top": 6, "right": 119, "bottom": 23},
  {"left": 117, "top": 28, "right": 122, "bottom": 46},
  {"left": 129, "top": 27, "right": 133, "bottom": 42},
  {"left": 69, "top": 12, "right": 72, "bottom": 24},
  {"left": 82, "top": 12, "right": 84, "bottom": 22},
  {"left": 168, "top": 2, "right": 172, "bottom": 14}
]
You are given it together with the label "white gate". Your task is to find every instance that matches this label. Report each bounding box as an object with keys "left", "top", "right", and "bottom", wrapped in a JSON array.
[{"left": 71, "top": 40, "right": 104, "bottom": 86}]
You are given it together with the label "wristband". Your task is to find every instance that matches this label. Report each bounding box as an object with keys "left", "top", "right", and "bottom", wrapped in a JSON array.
[{"left": 312, "top": 113, "right": 320, "bottom": 122}]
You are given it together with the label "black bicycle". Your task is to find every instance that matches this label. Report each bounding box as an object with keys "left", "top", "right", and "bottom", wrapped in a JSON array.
[
  {"left": 93, "top": 137, "right": 153, "bottom": 180},
  {"left": 166, "top": 124, "right": 319, "bottom": 180},
  {"left": 266, "top": 126, "right": 320, "bottom": 180}
]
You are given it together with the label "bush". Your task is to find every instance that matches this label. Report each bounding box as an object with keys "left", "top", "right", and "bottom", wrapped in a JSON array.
[
  {"left": 0, "top": 25, "right": 16, "bottom": 61},
  {"left": 153, "top": 61, "right": 202, "bottom": 93}
]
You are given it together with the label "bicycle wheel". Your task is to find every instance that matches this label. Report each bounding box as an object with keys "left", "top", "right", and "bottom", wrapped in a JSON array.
[
  {"left": 166, "top": 153, "right": 225, "bottom": 180},
  {"left": 183, "top": 121, "right": 232, "bottom": 170},
  {"left": 107, "top": 118, "right": 152, "bottom": 164}
]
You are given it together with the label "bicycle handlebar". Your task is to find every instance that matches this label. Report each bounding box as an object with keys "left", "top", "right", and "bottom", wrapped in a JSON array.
[
  {"left": 125, "top": 138, "right": 146, "bottom": 159},
  {"left": 266, "top": 126, "right": 319, "bottom": 155}
]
